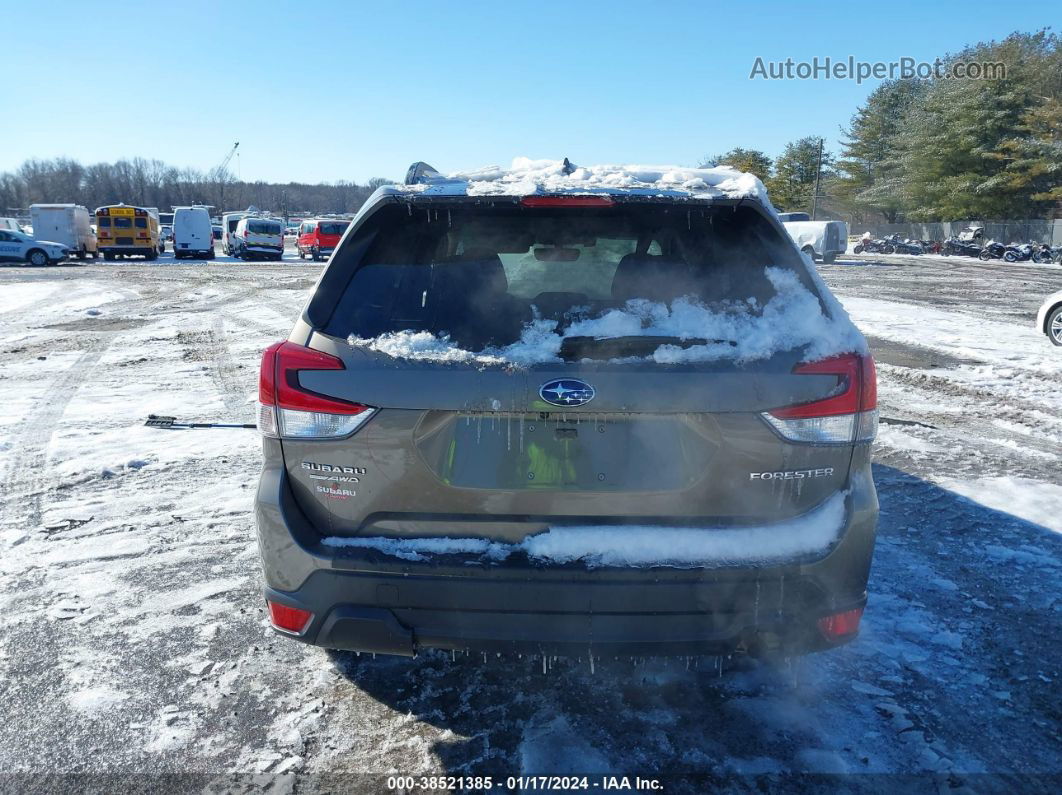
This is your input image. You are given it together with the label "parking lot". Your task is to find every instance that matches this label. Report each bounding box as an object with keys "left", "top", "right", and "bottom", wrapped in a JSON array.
[{"left": 0, "top": 250, "right": 1059, "bottom": 790}]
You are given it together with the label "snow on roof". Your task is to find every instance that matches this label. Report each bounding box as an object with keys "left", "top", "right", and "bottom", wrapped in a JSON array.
[{"left": 385, "top": 157, "right": 773, "bottom": 205}]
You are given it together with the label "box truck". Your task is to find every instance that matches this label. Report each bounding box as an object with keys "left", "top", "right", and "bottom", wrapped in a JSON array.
[{"left": 29, "top": 204, "right": 98, "bottom": 259}]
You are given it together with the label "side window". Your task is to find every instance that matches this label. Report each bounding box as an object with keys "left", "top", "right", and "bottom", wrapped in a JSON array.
[
  {"left": 0, "top": 231, "right": 11, "bottom": 242},
  {"left": 135, "top": 217, "right": 147, "bottom": 229}
]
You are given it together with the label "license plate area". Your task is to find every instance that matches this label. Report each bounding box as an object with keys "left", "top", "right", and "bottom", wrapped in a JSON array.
[{"left": 415, "top": 412, "right": 713, "bottom": 491}]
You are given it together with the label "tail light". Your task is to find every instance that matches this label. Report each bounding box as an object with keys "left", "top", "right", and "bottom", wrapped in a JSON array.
[
  {"left": 257, "top": 341, "right": 376, "bottom": 439},
  {"left": 817, "top": 606, "right": 864, "bottom": 641},
  {"left": 267, "top": 600, "right": 313, "bottom": 635},
  {"left": 761, "top": 352, "right": 877, "bottom": 444}
]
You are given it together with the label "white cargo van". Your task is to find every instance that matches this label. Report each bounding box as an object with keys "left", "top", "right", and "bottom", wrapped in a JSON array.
[
  {"left": 28, "top": 204, "right": 97, "bottom": 259},
  {"left": 172, "top": 206, "right": 215, "bottom": 259},
  {"left": 221, "top": 212, "right": 248, "bottom": 256},
  {"left": 782, "top": 219, "right": 849, "bottom": 264},
  {"left": 232, "top": 216, "right": 284, "bottom": 261}
]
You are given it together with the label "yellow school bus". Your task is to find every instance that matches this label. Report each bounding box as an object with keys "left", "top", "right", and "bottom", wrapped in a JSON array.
[{"left": 95, "top": 204, "right": 161, "bottom": 260}]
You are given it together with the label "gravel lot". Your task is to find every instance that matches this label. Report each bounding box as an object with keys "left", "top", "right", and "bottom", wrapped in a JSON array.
[{"left": 0, "top": 249, "right": 1059, "bottom": 792}]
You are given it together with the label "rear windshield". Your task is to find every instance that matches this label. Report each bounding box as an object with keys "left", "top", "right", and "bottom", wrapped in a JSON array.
[
  {"left": 324, "top": 204, "right": 809, "bottom": 353},
  {"left": 113, "top": 217, "right": 132, "bottom": 229},
  {"left": 319, "top": 221, "right": 349, "bottom": 236},
  {"left": 248, "top": 221, "right": 282, "bottom": 235}
]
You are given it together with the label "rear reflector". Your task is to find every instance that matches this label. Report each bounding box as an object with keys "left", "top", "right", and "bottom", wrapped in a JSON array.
[
  {"left": 267, "top": 601, "right": 314, "bottom": 635},
  {"left": 258, "top": 341, "right": 376, "bottom": 439},
  {"left": 817, "top": 606, "right": 864, "bottom": 641},
  {"left": 520, "top": 195, "right": 614, "bottom": 207},
  {"left": 762, "top": 352, "right": 877, "bottom": 444}
]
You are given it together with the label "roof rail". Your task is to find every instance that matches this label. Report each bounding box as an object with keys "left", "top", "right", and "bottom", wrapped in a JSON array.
[{"left": 405, "top": 161, "right": 443, "bottom": 185}]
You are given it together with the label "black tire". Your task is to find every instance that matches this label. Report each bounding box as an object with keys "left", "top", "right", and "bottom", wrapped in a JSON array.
[
  {"left": 853, "top": 244, "right": 864, "bottom": 254},
  {"left": 146, "top": 250, "right": 158, "bottom": 262},
  {"left": 103, "top": 252, "right": 115, "bottom": 261},
  {"left": 822, "top": 253, "right": 837, "bottom": 264},
  {"left": 882, "top": 244, "right": 895, "bottom": 254},
  {"left": 27, "top": 249, "right": 49, "bottom": 267},
  {"left": 1048, "top": 306, "right": 1062, "bottom": 347},
  {"left": 312, "top": 246, "right": 322, "bottom": 262},
  {"left": 77, "top": 247, "right": 86, "bottom": 260},
  {"left": 1003, "top": 251, "right": 1018, "bottom": 262},
  {"left": 979, "top": 250, "right": 992, "bottom": 261}
]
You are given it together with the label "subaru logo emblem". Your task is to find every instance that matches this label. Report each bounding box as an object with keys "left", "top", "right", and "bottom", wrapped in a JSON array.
[{"left": 539, "top": 379, "right": 596, "bottom": 407}]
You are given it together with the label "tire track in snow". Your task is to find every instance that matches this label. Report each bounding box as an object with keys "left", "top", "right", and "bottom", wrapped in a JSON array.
[{"left": 0, "top": 340, "right": 110, "bottom": 533}]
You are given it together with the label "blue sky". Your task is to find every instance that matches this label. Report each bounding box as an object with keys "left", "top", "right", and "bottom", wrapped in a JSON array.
[{"left": 4, "top": 0, "right": 1054, "bottom": 184}]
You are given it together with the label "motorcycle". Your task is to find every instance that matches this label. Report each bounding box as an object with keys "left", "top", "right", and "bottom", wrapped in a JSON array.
[
  {"left": 1031, "top": 243, "right": 1061, "bottom": 264},
  {"left": 918, "top": 240, "right": 942, "bottom": 254},
  {"left": 979, "top": 240, "right": 1007, "bottom": 261},
  {"left": 886, "top": 235, "right": 924, "bottom": 255},
  {"left": 854, "top": 237, "right": 895, "bottom": 254},
  {"left": 942, "top": 237, "right": 982, "bottom": 257},
  {"left": 1003, "top": 243, "right": 1033, "bottom": 263}
]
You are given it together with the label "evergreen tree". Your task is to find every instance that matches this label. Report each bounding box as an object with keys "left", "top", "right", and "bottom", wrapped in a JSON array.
[
  {"left": 767, "top": 137, "right": 833, "bottom": 213},
  {"left": 700, "top": 148, "right": 772, "bottom": 181}
]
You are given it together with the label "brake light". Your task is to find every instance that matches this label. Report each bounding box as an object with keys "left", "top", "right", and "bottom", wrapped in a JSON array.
[
  {"left": 761, "top": 352, "right": 877, "bottom": 444},
  {"left": 817, "top": 606, "right": 864, "bottom": 641},
  {"left": 257, "top": 341, "right": 376, "bottom": 439},
  {"left": 520, "top": 196, "right": 614, "bottom": 207},
  {"left": 267, "top": 600, "right": 314, "bottom": 635}
]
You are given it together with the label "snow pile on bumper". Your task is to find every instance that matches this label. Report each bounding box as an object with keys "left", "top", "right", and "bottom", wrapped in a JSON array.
[{"left": 321, "top": 491, "right": 848, "bottom": 569}]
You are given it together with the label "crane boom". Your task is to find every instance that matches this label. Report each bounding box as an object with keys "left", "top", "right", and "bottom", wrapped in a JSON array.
[{"left": 214, "top": 142, "right": 240, "bottom": 178}]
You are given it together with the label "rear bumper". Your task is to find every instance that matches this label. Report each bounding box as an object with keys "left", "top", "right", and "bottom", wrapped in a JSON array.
[{"left": 256, "top": 454, "right": 878, "bottom": 657}]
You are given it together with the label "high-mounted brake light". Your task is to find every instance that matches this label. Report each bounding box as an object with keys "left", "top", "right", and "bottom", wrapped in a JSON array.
[
  {"left": 258, "top": 341, "right": 376, "bottom": 439},
  {"left": 520, "top": 196, "right": 615, "bottom": 207},
  {"left": 267, "top": 600, "right": 314, "bottom": 635},
  {"left": 761, "top": 352, "right": 877, "bottom": 444}
]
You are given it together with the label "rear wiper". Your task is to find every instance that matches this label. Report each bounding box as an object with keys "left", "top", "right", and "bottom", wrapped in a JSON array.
[{"left": 559, "top": 335, "right": 735, "bottom": 360}]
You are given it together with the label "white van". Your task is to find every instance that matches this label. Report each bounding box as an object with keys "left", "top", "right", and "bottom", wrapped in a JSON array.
[
  {"left": 0, "top": 217, "right": 23, "bottom": 233},
  {"left": 233, "top": 216, "right": 284, "bottom": 261},
  {"left": 782, "top": 219, "right": 849, "bottom": 264},
  {"left": 221, "top": 212, "right": 249, "bottom": 256},
  {"left": 172, "top": 206, "right": 215, "bottom": 259},
  {"left": 28, "top": 205, "right": 98, "bottom": 259}
]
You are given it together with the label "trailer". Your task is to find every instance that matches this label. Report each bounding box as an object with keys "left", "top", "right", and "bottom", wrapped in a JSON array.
[{"left": 29, "top": 204, "right": 98, "bottom": 259}]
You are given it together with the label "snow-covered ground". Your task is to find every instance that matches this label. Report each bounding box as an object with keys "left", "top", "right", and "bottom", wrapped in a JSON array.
[{"left": 0, "top": 251, "right": 1058, "bottom": 790}]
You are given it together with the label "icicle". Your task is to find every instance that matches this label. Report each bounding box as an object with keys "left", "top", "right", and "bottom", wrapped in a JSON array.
[
  {"left": 447, "top": 209, "right": 452, "bottom": 228},
  {"left": 542, "top": 655, "right": 547, "bottom": 675},
  {"left": 451, "top": 649, "right": 456, "bottom": 662},
  {"left": 589, "top": 654, "right": 595, "bottom": 675}
]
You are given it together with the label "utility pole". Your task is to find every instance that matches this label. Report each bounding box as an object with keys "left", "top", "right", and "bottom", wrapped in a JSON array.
[{"left": 811, "top": 137, "right": 824, "bottom": 220}]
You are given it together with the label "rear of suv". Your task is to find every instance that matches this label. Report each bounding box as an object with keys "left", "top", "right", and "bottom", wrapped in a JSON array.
[
  {"left": 255, "top": 159, "right": 879, "bottom": 661},
  {"left": 296, "top": 218, "right": 350, "bottom": 261}
]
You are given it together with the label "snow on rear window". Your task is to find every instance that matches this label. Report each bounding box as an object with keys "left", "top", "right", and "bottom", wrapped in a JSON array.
[
  {"left": 348, "top": 267, "right": 863, "bottom": 366},
  {"left": 333, "top": 204, "right": 865, "bottom": 365}
]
